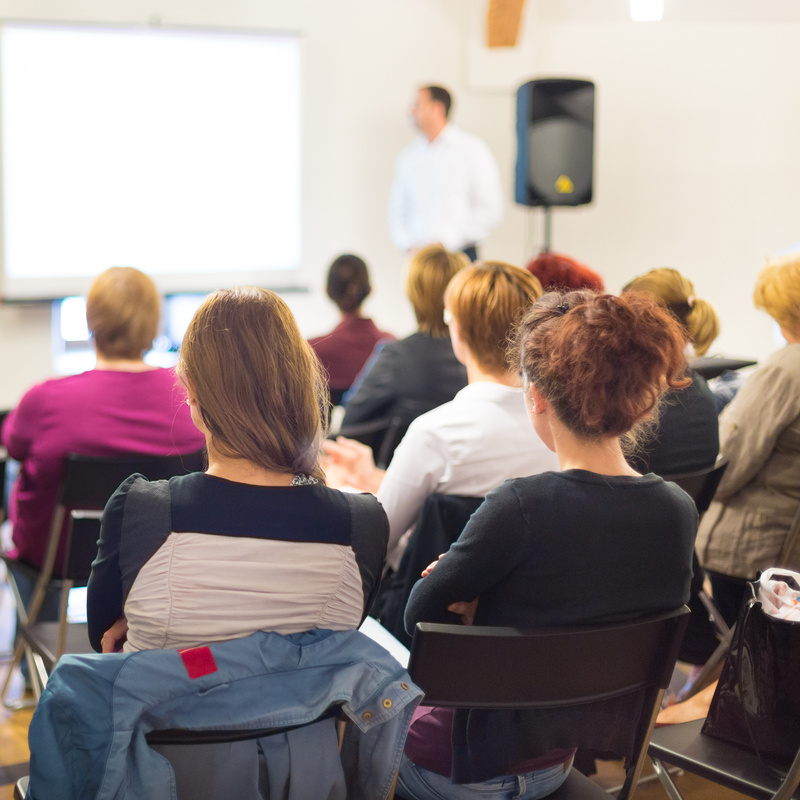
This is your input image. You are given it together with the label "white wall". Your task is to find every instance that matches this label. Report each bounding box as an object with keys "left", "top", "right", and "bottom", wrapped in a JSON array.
[{"left": 0, "top": 0, "right": 798, "bottom": 408}]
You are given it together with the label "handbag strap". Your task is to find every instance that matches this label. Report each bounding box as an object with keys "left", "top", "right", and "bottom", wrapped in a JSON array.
[{"left": 735, "top": 584, "right": 787, "bottom": 781}]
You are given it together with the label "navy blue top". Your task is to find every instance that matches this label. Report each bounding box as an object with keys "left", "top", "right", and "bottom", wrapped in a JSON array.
[{"left": 87, "top": 472, "right": 388, "bottom": 651}]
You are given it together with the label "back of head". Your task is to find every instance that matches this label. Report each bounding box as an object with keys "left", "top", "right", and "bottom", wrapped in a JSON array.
[
  {"left": 515, "top": 291, "right": 689, "bottom": 439},
  {"left": 406, "top": 245, "right": 469, "bottom": 337},
  {"left": 754, "top": 252, "right": 800, "bottom": 337},
  {"left": 423, "top": 85, "right": 452, "bottom": 118},
  {"left": 623, "top": 267, "right": 719, "bottom": 356},
  {"left": 326, "top": 254, "right": 370, "bottom": 314},
  {"left": 178, "top": 287, "right": 326, "bottom": 480},
  {"left": 526, "top": 251, "right": 605, "bottom": 292},
  {"left": 445, "top": 261, "right": 543, "bottom": 375},
  {"left": 86, "top": 267, "right": 160, "bottom": 360}
]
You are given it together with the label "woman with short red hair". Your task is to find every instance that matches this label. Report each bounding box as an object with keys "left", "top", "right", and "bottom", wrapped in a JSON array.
[{"left": 525, "top": 251, "right": 604, "bottom": 292}]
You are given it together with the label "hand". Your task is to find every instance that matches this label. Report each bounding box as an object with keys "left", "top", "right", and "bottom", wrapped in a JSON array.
[
  {"left": 421, "top": 553, "right": 447, "bottom": 578},
  {"left": 322, "top": 437, "right": 385, "bottom": 494},
  {"left": 448, "top": 598, "right": 479, "bottom": 626},
  {"left": 100, "top": 616, "right": 129, "bottom": 653}
]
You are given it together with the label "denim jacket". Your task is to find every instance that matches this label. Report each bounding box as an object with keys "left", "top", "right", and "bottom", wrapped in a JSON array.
[{"left": 27, "top": 628, "right": 422, "bottom": 800}]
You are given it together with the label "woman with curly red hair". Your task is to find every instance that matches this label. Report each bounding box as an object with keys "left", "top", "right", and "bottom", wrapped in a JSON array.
[{"left": 397, "top": 291, "right": 697, "bottom": 800}]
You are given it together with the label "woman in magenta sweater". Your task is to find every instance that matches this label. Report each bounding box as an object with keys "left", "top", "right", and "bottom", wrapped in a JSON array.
[{"left": 2, "top": 267, "right": 204, "bottom": 574}]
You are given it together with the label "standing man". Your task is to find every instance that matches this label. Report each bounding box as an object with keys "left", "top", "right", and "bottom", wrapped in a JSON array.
[{"left": 388, "top": 86, "right": 504, "bottom": 261}]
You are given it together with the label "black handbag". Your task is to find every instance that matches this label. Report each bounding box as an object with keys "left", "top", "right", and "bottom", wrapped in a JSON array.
[{"left": 702, "top": 579, "right": 800, "bottom": 767}]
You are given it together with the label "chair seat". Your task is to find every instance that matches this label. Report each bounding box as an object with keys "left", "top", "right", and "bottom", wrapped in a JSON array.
[
  {"left": 649, "top": 719, "right": 800, "bottom": 800},
  {"left": 19, "top": 621, "right": 93, "bottom": 667}
]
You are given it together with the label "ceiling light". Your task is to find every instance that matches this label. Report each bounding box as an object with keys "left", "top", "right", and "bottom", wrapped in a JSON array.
[{"left": 630, "top": 0, "right": 663, "bottom": 22}]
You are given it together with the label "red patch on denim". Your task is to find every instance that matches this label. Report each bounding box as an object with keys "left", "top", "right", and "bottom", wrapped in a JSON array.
[{"left": 178, "top": 646, "right": 218, "bottom": 679}]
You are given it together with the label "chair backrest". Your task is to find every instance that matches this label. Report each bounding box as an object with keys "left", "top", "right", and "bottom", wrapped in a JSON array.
[
  {"left": 57, "top": 450, "right": 206, "bottom": 509},
  {"left": 337, "top": 398, "right": 433, "bottom": 469},
  {"left": 408, "top": 607, "right": 690, "bottom": 799},
  {"left": 663, "top": 455, "right": 729, "bottom": 517},
  {"left": 334, "top": 415, "right": 402, "bottom": 470},
  {"left": 63, "top": 511, "right": 103, "bottom": 583},
  {"left": 42, "top": 450, "right": 206, "bottom": 584},
  {"left": 374, "top": 494, "right": 483, "bottom": 646}
]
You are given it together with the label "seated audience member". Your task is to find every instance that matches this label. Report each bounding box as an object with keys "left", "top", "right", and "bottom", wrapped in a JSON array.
[
  {"left": 308, "top": 253, "right": 394, "bottom": 406},
  {"left": 88, "top": 287, "right": 387, "bottom": 653},
  {"left": 697, "top": 254, "right": 800, "bottom": 626},
  {"left": 2, "top": 267, "right": 204, "bottom": 583},
  {"left": 623, "top": 267, "right": 720, "bottom": 475},
  {"left": 340, "top": 245, "right": 468, "bottom": 432},
  {"left": 326, "top": 261, "right": 559, "bottom": 568},
  {"left": 525, "top": 251, "right": 605, "bottom": 292},
  {"left": 398, "top": 291, "right": 696, "bottom": 800}
]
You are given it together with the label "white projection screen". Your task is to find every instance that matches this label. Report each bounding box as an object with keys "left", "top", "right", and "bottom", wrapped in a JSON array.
[{"left": 0, "top": 23, "right": 301, "bottom": 300}]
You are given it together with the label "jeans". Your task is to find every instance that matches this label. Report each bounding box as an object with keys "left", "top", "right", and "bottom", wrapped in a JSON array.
[{"left": 397, "top": 755, "right": 573, "bottom": 800}]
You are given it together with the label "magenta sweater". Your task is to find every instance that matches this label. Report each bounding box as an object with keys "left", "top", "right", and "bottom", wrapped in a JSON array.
[{"left": 2, "top": 368, "right": 205, "bottom": 572}]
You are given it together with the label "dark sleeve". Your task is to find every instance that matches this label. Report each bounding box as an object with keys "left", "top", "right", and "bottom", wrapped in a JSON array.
[
  {"left": 404, "top": 482, "right": 528, "bottom": 634},
  {"left": 340, "top": 343, "right": 398, "bottom": 426},
  {"left": 86, "top": 474, "right": 140, "bottom": 651},
  {"left": 346, "top": 492, "right": 389, "bottom": 621}
]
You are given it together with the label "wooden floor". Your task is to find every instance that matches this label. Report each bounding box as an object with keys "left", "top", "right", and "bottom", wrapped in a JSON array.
[{"left": 0, "top": 652, "right": 752, "bottom": 800}]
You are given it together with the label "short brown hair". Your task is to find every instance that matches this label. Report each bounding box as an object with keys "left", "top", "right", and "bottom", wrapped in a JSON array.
[
  {"left": 445, "top": 261, "right": 543, "bottom": 375},
  {"left": 423, "top": 85, "right": 452, "bottom": 117},
  {"left": 86, "top": 267, "right": 160, "bottom": 360},
  {"left": 515, "top": 291, "right": 689, "bottom": 439},
  {"left": 753, "top": 252, "right": 800, "bottom": 335},
  {"left": 406, "top": 245, "right": 469, "bottom": 337},
  {"left": 177, "top": 287, "right": 326, "bottom": 481},
  {"left": 623, "top": 267, "right": 719, "bottom": 357}
]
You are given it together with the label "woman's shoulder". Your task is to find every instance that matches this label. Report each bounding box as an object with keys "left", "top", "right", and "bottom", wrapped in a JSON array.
[
  {"left": 501, "top": 470, "right": 691, "bottom": 503},
  {"left": 762, "top": 343, "right": 800, "bottom": 372},
  {"left": 18, "top": 370, "right": 92, "bottom": 402},
  {"left": 167, "top": 475, "right": 376, "bottom": 538}
]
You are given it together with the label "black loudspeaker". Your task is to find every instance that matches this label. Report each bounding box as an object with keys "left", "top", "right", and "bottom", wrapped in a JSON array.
[{"left": 515, "top": 78, "right": 595, "bottom": 207}]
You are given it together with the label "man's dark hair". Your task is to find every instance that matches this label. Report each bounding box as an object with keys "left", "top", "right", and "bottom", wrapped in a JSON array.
[
  {"left": 326, "top": 254, "right": 371, "bottom": 314},
  {"left": 424, "top": 85, "right": 452, "bottom": 118}
]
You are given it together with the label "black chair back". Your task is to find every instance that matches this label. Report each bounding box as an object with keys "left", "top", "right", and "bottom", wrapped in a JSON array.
[
  {"left": 337, "top": 398, "right": 434, "bottom": 469},
  {"left": 408, "top": 607, "right": 690, "bottom": 800},
  {"left": 58, "top": 450, "right": 206, "bottom": 509},
  {"left": 373, "top": 494, "right": 483, "bottom": 646},
  {"left": 0, "top": 448, "right": 207, "bottom": 706},
  {"left": 663, "top": 455, "right": 729, "bottom": 517},
  {"left": 409, "top": 610, "right": 689, "bottom": 709}
]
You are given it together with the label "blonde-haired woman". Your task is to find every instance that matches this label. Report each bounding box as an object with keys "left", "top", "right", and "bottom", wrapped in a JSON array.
[
  {"left": 623, "top": 267, "right": 719, "bottom": 357},
  {"left": 87, "top": 287, "right": 387, "bottom": 653},
  {"left": 697, "top": 253, "right": 800, "bottom": 625},
  {"left": 340, "top": 245, "right": 468, "bottom": 433},
  {"left": 622, "top": 267, "right": 720, "bottom": 475},
  {"left": 2, "top": 267, "right": 204, "bottom": 579}
]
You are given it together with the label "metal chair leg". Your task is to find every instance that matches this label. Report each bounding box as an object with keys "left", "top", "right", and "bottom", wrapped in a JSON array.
[{"left": 651, "top": 756, "right": 687, "bottom": 800}]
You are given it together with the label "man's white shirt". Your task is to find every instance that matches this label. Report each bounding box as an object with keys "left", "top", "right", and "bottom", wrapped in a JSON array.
[{"left": 388, "top": 124, "right": 504, "bottom": 252}]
